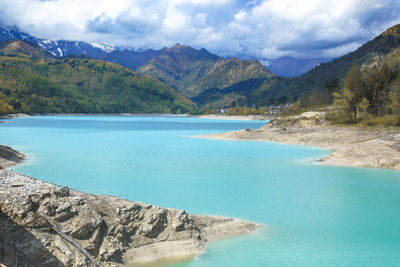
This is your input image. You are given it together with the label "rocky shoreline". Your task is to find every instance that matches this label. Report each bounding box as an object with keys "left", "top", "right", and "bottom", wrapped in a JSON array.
[
  {"left": 197, "top": 112, "right": 400, "bottom": 170},
  {"left": 187, "top": 114, "right": 272, "bottom": 121},
  {"left": 0, "top": 147, "right": 259, "bottom": 267}
]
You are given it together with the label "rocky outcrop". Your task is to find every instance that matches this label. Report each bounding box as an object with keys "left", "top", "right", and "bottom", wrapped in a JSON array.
[
  {"left": 267, "top": 111, "right": 327, "bottom": 128},
  {"left": 0, "top": 150, "right": 258, "bottom": 266},
  {"left": 0, "top": 145, "right": 25, "bottom": 169}
]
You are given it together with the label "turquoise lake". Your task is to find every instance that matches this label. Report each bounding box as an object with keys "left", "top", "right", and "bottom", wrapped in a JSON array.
[{"left": 1, "top": 115, "right": 400, "bottom": 266}]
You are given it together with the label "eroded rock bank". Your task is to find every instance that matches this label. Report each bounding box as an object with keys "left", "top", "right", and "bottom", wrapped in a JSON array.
[
  {"left": 0, "top": 148, "right": 258, "bottom": 267},
  {"left": 198, "top": 112, "right": 400, "bottom": 170},
  {"left": 0, "top": 145, "right": 25, "bottom": 169}
]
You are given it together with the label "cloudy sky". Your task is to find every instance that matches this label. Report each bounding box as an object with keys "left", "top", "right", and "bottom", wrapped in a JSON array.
[{"left": 1, "top": 0, "right": 399, "bottom": 59}]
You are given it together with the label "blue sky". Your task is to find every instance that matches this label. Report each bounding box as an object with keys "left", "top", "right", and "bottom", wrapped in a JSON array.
[{"left": 1, "top": 0, "right": 399, "bottom": 59}]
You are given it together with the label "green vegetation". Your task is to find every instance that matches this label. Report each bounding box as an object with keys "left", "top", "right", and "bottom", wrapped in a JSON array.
[
  {"left": 328, "top": 63, "right": 399, "bottom": 125},
  {"left": 0, "top": 40, "right": 195, "bottom": 115},
  {"left": 204, "top": 106, "right": 269, "bottom": 116}
]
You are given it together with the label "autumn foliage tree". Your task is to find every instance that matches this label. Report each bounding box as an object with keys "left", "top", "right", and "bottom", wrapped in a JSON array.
[{"left": 330, "top": 64, "right": 395, "bottom": 123}]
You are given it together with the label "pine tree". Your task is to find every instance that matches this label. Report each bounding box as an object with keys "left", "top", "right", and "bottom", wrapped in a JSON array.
[
  {"left": 329, "top": 92, "right": 353, "bottom": 123},
  {"left": 359, "top": 98, "right": 370, "bottom": 119},
  {"left": 343, "top": 65, "right": 363, "bottom": 118},
  {"left": 390, "top": 72, "right": 400, "bottom": 125},
  {"left": 373, "top": 64, "right": 392, "bottom": 116},
  {"left": 362, "top": 65, "right": 378, "bottom": 105},
  {"left": 324, "top": 78, "right": 339, "bottom": 103}
]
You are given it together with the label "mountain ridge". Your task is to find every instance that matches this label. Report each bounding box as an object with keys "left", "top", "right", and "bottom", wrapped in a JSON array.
[
  {"left": 0, "top": 26, "right": 276, "bottom": 107},
  {"left": 0, "top": 25, "right": 327, "bottom": 77},
  {"left": 137, "top": 45, "right": 274, "bottom": 98},
  {"left": 3, "top": 24, "right": 400, "bottom": 110}
]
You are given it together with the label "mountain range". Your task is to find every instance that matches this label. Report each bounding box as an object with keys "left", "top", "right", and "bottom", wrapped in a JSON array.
[
  {"left": 1, "top": 24, "right": 400, "bottom": 112},
  {"left": 0, "top": 25, "right": 276, "bottom": 108},
  {"left": 0, "top": 26, "right": 114, "bottom": 58},
  {"left": 0, "top": 25, "right": 325, "bottom": 78}
]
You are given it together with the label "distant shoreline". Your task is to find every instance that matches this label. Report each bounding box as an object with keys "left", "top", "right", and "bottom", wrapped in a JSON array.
[{"left": 0, "top": 113, "right": 274, "bottom": 122}]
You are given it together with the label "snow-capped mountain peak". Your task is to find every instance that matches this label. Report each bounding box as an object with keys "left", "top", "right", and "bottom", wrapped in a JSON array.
[
  {"left": 258, "top": 58, "right": 271, "bottom": 68},
  {"left": 91, "top": 42, "right": 115, "bottom": 53}
]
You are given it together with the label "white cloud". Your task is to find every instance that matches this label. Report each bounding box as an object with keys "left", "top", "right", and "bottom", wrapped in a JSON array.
[
  {"left": 194, "top": 13, "right": 207, "bottom": 27},
  {"left": 0, "top": 0, "right": 400, "bottom": 59},
  {"left": 162, "top": 7, "right": 191, "bottom": 32},
  {"left": 194, "top": 27, "right": 223, "bottom": 45},
  {"left": 171, "top": 0, "right": 232, "bottom": 6}
]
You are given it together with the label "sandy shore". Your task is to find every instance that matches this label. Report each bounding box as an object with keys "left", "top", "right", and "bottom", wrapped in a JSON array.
[
  {"left": 0, "top": 147, "right": 259, "bottom": 267},
  {"left": 197, "top": 112, "right": 400, "bottom": 170}
]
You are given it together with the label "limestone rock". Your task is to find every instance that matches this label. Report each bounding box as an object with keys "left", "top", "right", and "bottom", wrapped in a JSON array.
[{"left": 0, "top": 168, "right": 259, "bottom": 266}]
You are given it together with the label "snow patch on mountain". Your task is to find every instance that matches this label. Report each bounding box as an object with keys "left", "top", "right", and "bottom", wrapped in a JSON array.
[
  {"left": 91, "top": 42, "right": 115, "bottom": 53},
  {"left": 258, "top": 58, "right": 270, "bottom": 67},
  {"left": 40, "top": 39, "right": 53, "bottom": 45}
]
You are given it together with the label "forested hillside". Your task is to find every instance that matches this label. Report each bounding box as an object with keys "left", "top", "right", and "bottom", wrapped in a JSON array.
[{"left": 0, "top": 40, "right": 195, "bottom": 114}]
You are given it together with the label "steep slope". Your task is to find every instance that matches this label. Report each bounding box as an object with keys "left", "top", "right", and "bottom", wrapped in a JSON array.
[
  {"left": 247, "top": 24, "right": 400, "bottom": 106},
  {"left": 0, "top": 40, "right": 195, "bottom": 114},
  {"left": 137, "top": 44, "right": 275, "bottom": 98},
  {"left": 0, "top": 39, "right": 55, "bottom": 60}
]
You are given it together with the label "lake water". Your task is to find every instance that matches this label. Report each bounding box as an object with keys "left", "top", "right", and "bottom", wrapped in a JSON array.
[{"left": 1, "top": 116, "right": 400, "bottom": 266}]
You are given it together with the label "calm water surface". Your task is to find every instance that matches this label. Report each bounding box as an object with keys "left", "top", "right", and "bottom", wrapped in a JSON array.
[{"left": 1, "top": 116, "right": 400, "bottom": 267}]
